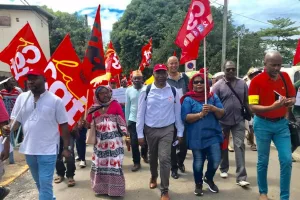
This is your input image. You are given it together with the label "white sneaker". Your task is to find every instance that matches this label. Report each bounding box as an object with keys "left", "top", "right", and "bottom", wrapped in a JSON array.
[
  {"left": 79, "top": 161, "right": 86, "bottom": 168},
  {"left": 75, "top": 156, "right": 80, "bottom": 161},
  {"left": 236, "top": 181, "right": 250, "bottom": 187},
  {"left": 220, "top": 172, "right": 228, "bottom": 178}
]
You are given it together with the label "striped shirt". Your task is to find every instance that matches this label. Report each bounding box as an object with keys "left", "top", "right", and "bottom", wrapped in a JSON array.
[{"left": 0, "top": 87, "right": 22, "bottom": 115}]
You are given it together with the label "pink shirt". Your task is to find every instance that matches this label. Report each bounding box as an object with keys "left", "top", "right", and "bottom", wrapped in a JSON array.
[{"left": 0, "top": 99, "right": 9, "bottom": 123}]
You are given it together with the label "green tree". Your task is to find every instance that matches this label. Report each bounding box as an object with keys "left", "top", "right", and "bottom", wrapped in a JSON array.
[
  {"left": 258, "top": 17, "right": 300, "bottom": 64},
  {"left": 111, "top": 0, "right": 265, "bottom": 78},
  {"left": 41, "top": 6, "right": 91, "bottom": 59}
]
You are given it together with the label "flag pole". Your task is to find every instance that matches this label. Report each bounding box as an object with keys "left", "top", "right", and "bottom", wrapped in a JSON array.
[
  {"left": 204, "top": 37, "right": 207, "bottom": 104},
  {"left": 84, "top": 89, "right": 89, "bottom": 119},
  {"left": 2, "top": 92, "right": 32, "bottom": 144}
]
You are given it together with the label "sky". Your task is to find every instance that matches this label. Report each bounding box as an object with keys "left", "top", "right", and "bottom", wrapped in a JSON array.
[{"left": 1, "top": 0, "right": 300, "bottom": 42}]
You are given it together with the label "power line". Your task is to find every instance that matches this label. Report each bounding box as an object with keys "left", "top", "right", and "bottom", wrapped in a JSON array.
[
  {"left": 209, "top": 0, "right": 273, "bottom": 26},
  {"left": 19, "top": 0, "right": 49, "bottom": 26}
]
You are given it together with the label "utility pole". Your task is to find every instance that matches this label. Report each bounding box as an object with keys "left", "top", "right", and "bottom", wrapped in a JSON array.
[
  {"left": 221, "top": 0, "right": 228, "bottom": 71},
  {"left": 237, "top": 35, "right": 240, "bottom": 77}
]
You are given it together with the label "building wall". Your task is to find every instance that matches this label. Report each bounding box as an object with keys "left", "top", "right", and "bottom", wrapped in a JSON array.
[{"left": 0, "top": 9, "right": 51, "bottom": 76}]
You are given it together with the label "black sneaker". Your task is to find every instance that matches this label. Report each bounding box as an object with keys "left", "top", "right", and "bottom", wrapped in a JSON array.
[
  {"left": 0, "top": 187, "right": 10, "bottom": 200},
  {"left": 203, "top": 177, "right": 219, "bottom": 193},
  {"left": 171, "top": 170, "right": 179, "bottom": 179},
  {"left": 194, "top": 184, "right": 203, "bottom": 196},
  {"left": 178, "top": 164, "right": 185, "bottom": 173}
]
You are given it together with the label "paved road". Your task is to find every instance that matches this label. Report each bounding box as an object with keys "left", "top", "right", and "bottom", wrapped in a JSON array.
[{"left": 6, "top": 145, "right": 300, "bottom": 200}]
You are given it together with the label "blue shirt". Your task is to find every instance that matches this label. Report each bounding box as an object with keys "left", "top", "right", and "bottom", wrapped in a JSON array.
[
  {"left": 181, "top": 94, "right": 224, "bottom": 150},
  {"left": 125, "top": 86, "right": 144, "bottom": 123}
]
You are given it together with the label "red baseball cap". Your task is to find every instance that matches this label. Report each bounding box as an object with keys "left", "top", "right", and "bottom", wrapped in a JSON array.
[
  {"left": 26, "top": 68, "right": 44, "bottom": 76},
  {"left": 153, "top": 64, "right": 167, "bottom": 72}
]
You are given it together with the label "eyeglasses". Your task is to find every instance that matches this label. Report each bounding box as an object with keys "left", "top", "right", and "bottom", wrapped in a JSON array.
[
  {"left": 226, "top": 68, "right": 236, "bottom": 72},
  {"left": 193, "top": 80, "right": 205, "bottom": 85}
]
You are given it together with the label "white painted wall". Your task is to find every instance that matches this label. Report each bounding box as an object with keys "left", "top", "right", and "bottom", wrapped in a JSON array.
[{"left": 0, "top": 9, "right": 51, "bottom": 75}]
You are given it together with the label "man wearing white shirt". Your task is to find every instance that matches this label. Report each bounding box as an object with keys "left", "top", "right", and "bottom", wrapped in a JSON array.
[
  {"left": 3, "top": 68, "right": 70, "bottom": 200},
  {"left": 137, "top": 64, "right": 184, "bottom": 200}
]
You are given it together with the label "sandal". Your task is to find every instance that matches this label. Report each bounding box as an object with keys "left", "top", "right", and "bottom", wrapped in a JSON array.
[
  {"left": 54, "top": 176, "right": 64, "bottom": 184},
  {"left": 250, "top": 145, "right": 257, "bottom": 151},
  {"left": 67, "top": 178, "right": 76, "bottom": 187}
]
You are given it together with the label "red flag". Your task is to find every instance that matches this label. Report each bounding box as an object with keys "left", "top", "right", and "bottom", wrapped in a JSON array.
[
  {"left": 139, "top": 38, "right": 152, "bottom": 71},
  {"left": 105, "top": 41, "right": 122, "bottom": 76},
  {"left": 173, "top": 50, "right": 177, "bottom": 57},
  {"left": 81, "top": 5, "right": 106, "bottom": 84},
  {"left": 293, "top": 39, "right": 300, "bottom": 66},
  {"left": 44, "top": 34, "right": 90, "bottom": 128},
  {"left": 175, "top": 0, "right": 214, "bottom": 64},
  {"left": 0, "top": 23, "right": 47, "bottom": 88}
]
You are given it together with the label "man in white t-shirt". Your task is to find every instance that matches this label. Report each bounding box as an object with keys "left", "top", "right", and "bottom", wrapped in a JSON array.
[{"left": 3, "top": 68, "right": 70, "bottom": 200}]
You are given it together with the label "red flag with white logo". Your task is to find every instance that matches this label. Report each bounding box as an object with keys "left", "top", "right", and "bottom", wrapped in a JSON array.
[
  {"left": 293, "top": 39, "right": 300, "bottom": 66},
  {"left": 44, "top": 34, "right": 90, "bottom": 128},
  {"left": 175, "top": 0, "right": 214, "bottom": 64},
  {"left": 139, "top": 38, "right": 152, "bottom": 71},
  {"left": 0, "top": 23, "right": 47, "bottom": 88},
  {"left": 105, "top": 41, "right": 122, "bottom": 76}
]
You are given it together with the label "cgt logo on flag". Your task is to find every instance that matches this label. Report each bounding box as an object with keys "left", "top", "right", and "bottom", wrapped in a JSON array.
[{"left": 175, "top": 0, "right": 214, "bottom": 64}]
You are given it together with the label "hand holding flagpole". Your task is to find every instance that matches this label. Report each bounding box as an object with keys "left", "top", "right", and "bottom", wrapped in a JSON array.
[{"left": 2, "top": 92, "right": 32, "bottom": 144}]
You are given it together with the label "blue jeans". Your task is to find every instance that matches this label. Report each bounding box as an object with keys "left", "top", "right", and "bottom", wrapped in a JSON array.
[
  {"left": 75, "top": 128, "right": 87, "bottom": 161},
  {"left": 192, "top": 143, "right": 221, "bottom": 184},
  {"left": 26, "top": 155, "right": 57, "bottom": 200},
  {"left": 253, "top": 116, "right": 292, "bottom": 200}
]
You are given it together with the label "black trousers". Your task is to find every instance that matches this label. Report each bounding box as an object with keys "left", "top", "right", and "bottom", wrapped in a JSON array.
[
  {"left": 128, "top": 121, "right": 148, "bottom": 164},
  {"left": 171, "top": 130, "right": 187, "bottom": 171},
  {"left": 56, "top": 137, "right": 76, "bottom": 178}
]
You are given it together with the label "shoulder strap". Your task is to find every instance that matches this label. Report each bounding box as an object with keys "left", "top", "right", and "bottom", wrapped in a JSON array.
[
  {"left": 171, "top": 86, "right": 176, "bottom": 103},
  {"left": 279, "top": 72, "right": 289, "bottom": 97},
  {"left": 144, "top": 84, "right": 152, "bottom": 100},
  {"left": 182, "top": 73, "right": 189, "bottom": 92},
  {"left": 224, "top": 79, "right": 244, "bottom": 107}
]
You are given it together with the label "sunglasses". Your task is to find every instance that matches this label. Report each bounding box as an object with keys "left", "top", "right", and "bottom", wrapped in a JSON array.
[
  {"left": 226, "top": 68, "right": 236, "bottom": 72},
  {"left": 193, "top": 80, "right": 205, "bottom": 85}
]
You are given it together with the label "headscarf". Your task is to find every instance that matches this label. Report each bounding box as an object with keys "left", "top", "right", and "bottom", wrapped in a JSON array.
[
  {"left": 88, "top": 85, "right": 114, "bottom": 114},
  {"left": 180, "top": 72, "right": 213, "bottom": 104}
]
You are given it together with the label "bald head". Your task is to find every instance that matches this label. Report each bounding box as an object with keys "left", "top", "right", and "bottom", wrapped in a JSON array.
[
  {"left": 264, "top": 51, "right": 282, "bottom": 63},
  {"left": 264, "top": 51, "right": 282, "bottom": 79},
  {"left": 167, "top": 56, "right": 179, "bottom": 74}
]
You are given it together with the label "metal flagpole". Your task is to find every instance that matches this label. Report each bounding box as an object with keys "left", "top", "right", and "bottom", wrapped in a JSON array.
[{"left": 204, "top": 37, "right": 207, "bottom": 104}]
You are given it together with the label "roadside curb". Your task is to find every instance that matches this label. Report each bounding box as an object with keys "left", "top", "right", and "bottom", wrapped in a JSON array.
[{"left": 0, "top": 164, "right": 29, "bottom": 187}]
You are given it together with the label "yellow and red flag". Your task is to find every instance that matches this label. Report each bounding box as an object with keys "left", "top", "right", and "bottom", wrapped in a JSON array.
[
  {"left": 44, "top": 34, "right": 90, "bottom": 128},
  {"left": 0, "top": 23, "right": 47, "bottom": 88}
]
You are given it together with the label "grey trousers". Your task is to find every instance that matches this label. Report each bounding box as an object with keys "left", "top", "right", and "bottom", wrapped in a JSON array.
[
  {"left": 144, "top": 124, "right": 174, "bottom": 193},
  {"left": 220, "top": 121, "right": 247, "bottom": 182}
]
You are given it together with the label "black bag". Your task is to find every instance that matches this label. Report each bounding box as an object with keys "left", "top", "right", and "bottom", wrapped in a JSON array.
[
  {"left": 225, "top": 80, "right": 252, "bottom": 121},
  {"left": 279, "top": 73, "right": 300, "bottom": 147}
]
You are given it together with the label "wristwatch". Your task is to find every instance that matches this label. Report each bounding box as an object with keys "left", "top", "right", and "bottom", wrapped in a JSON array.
[{"left": 63, "top": 146, "right": 72, "bottom": 151}]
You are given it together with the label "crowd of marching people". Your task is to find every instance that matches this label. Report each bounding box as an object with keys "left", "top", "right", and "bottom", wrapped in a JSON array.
[{"left": 0, "top": 50, "right": 299, "bottom": 200}]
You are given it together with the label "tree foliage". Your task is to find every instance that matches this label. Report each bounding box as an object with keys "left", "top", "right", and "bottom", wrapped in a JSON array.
[
  {"left": 258, "top": 17, "right": 300, "bottom": 64},
  {"left": 41, "top": 6, "right": 91, "bottom": 59},
  {"left": 110, "top": 0, "right": 265, "bottom": 78}
]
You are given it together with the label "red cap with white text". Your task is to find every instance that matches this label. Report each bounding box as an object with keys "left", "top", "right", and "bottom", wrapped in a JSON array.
[{"left": 153, "top": 64, "right": 167, "bottom": 72}]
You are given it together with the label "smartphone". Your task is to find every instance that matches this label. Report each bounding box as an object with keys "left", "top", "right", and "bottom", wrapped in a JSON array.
[
  {"left": 274, "top": 90, "right": 282, "bottom": 101},
  {"left": 172, "top": 140, "right": 179, "bottom": 147}
]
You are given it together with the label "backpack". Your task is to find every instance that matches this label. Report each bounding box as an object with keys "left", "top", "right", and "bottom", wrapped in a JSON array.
[
  {"left": 182, "top": 72, "right": 190, "bottom": 92},
  {"left": 144, "top": 84, "right": 177, "bottom": 103}
]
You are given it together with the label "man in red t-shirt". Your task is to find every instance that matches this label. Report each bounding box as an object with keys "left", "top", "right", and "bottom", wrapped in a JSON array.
[{"left": 248, "top": 51, "right": 296, "bottom": 200}]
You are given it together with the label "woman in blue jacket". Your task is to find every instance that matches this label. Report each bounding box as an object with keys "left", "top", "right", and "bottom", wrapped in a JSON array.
[{"left": 181, "top": 72, "right": 224, "bottom": 196}]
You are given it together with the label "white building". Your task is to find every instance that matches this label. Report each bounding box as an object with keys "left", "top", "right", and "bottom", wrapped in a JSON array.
[{"left": 0, "top": 4, "right": 54, "bottom": 77}]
